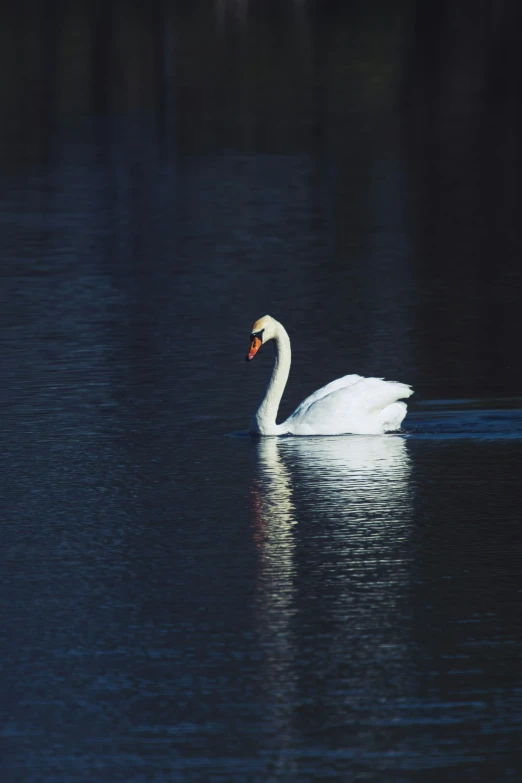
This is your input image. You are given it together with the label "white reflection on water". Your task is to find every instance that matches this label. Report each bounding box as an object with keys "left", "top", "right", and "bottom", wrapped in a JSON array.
[
  {"left": 250, "top": 435, "right": 414, "bottom": 768},
  {"left": 249, "top": 437, "right": 299, "bottom": 778}
]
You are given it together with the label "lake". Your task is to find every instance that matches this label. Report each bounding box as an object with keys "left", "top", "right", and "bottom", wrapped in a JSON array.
[{"left": 1, "top": 3, "right": 521, "bottom": 782}]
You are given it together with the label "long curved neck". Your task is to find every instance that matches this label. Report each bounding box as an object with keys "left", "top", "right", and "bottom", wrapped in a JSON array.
[{"left": 251, "top": 323, "right": 291, "bottom": 435}]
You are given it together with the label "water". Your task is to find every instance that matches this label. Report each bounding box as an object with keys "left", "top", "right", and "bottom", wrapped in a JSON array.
[{"left": 1, "top": 3, "right": 522, "bottom": 782}]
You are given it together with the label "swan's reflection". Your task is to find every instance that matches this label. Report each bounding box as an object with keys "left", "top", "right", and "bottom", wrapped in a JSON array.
[
  {"left": 250, "top": 435, "right": 413, "bottom": 769},
  {"left": 249, "top": 437, "right": 299, "bottom": 778},
  {"left": 250, "top": 437, "right": 298, "bottom": 674}
]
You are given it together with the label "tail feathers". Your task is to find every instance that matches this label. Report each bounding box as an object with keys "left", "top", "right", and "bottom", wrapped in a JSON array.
[
  {"left": 363, "top": 378, "right": 414, "bottom": 413},
  {"left": 388, "top": 381, "right": 414, "bottom": 400}
]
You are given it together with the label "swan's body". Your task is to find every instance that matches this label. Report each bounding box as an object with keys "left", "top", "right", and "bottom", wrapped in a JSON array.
[{"left": 246, "top": 315, "right": 413, "bottom": 436}]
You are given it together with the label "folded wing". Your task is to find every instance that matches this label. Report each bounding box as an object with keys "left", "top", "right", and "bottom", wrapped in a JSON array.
[{"left": 284, "top": 376, "right": 413, "bottom": 435}]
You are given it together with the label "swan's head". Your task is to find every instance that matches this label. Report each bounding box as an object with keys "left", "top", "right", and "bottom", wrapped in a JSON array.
[{"left": 246, "top": 315, "right": 277, "bottom": 361}]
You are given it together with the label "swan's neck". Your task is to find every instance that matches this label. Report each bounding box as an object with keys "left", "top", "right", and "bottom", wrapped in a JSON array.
[{"left": 251, "top": 324, "right": 291, "bottom": 435}]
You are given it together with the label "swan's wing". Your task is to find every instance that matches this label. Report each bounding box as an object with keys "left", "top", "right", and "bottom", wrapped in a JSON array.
[
  {"left": 287, "top": 374, "right": 364, "bottom": 421},
  {"left": 339, "top": 377, "right": 413, "bottom": 413},
  {"left": 285, "top": 376, "right": 413, "bottom": 435}
]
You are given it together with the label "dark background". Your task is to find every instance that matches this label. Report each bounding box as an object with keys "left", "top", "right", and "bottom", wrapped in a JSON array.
[
  {"left": 2, "top": 0, "right": 522, "bottom": 401},
  {"left": 1, "top": 3, "right": 522, "bottom": 782}
]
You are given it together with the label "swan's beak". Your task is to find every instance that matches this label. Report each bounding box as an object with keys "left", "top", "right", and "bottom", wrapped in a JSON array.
[{"left": 246, "top": 336, "right": 262, "bottom": 361}]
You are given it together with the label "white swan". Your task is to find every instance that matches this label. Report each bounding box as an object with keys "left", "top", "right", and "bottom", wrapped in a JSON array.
[{"left": 246, "top": 315, "right": 413, "bottom": 436}]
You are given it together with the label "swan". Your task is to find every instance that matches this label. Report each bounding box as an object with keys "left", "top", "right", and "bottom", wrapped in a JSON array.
[{"left": 246, "top": 315, "right": 413, "bottom": 436}]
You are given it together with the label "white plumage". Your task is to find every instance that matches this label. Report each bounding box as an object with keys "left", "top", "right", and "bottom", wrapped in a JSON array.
[{"left": 246, "top": 315, "right": 413, "bottom": 436}]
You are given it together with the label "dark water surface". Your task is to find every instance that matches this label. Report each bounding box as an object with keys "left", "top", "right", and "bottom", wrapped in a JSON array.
[{"left": 1, "top": 3, "right": 522, "bottom": 782}]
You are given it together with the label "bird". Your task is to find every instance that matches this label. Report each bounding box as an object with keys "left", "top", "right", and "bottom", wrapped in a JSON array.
[{"left": 245, "top": 315, "right": 413, "bottom": 436}]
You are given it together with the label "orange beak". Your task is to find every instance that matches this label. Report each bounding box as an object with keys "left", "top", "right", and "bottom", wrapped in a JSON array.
[{"left": 246, "top": 336, "right": 262, "bottom": 361}]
